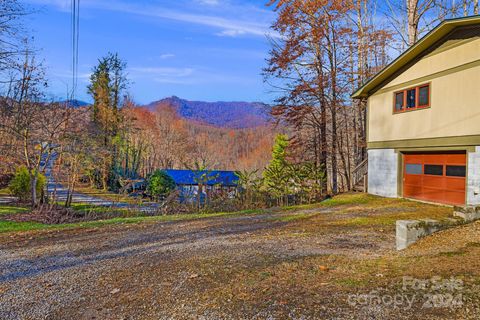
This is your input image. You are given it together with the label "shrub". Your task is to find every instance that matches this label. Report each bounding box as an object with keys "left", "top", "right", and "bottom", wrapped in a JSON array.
[
  {"left": 8, "top": 167, "right": 46, "bottom": 201},
  {"left": 0, "top": 174, "right": 14, "bottom": 189},
  {"left": 146, "top": 170, "right": 176, "bottom": 200}
]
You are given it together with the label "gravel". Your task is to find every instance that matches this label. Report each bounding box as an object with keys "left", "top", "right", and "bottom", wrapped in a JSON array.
[{"left": 0, "top": 206, "right": 477, "bottom": 319}]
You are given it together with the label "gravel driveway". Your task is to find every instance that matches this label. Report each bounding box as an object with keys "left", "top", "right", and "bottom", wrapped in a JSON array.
[
  {"left": 1, "top": 195, "right": 475, "bottom": 320},
  {"left": 0, "top": 205, "right": 398, "bottom": 320}
]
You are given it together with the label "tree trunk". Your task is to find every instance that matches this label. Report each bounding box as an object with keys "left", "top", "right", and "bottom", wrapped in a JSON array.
[
  {"left": 30, "top": 171, "right": 38, "bottom": 208},
  {"left": 66, "top": 162, "right": 78, "bottom": 208},
  {"left": 407, "top": 0, "right": 419, "bottom": 46}
]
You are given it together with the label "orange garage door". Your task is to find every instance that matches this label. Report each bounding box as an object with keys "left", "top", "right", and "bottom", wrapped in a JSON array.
[{"left": 403, "top": 152, "right": 466, "bottom": 206}]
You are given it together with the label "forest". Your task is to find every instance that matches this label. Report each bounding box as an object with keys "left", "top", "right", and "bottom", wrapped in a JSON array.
[{"left": 0, "top": 0, "right": 479, "bottom": 216}]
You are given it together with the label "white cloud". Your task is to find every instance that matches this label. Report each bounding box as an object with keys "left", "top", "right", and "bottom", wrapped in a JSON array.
[
  {"left": 196, "top": 0, "right": 220, "bottom": 5},
  {"left": 159, "top": 54, "right": 175, "bottom": 59},
  {"left": 216, "top": 29, "right": 247, "bottom": 37},
  {"left": 113, "top": 4, "right": 274, "bottom": 38},
  {"left": 25, "top": 0, "right": 278, "bottom": 38}
]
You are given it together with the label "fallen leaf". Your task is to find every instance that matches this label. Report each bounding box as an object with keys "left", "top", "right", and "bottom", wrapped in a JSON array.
[{"left": 319, "top": 265, "right": 329, "bottom": 271}]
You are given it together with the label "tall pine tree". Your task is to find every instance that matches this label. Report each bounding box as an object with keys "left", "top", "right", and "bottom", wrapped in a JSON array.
[
  {"left": 263, "top": 134, "right": 292, "bottom": 206},
  {"left": 87, "top": 53, "right": 128, "bottom": 190}
]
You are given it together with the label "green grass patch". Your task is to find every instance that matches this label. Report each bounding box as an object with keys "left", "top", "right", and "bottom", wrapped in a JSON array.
[
  {"left": 319, "top": 193, "right": 373, "bottom": 207},
  {"left": 0, "top": 205, "right": 29, "bottom": 215},
  {"left": 0, "top": 220, "right": 50, "bottom": 233}
]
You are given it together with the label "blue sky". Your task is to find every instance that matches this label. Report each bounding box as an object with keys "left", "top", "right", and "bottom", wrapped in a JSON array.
[{"left": 24, "top": 0, "right": 277, "bottom": 104}]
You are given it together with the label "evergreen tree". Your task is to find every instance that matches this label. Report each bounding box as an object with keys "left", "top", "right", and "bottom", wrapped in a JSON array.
[
  {"left": 146, "top": 170, "right": 176, "bottom": 201},
  {"left": 87, "top": 53, "right": 128, "bottom": 190},
  {"left": 88, "top": 52, "right": 127, "bottom": 141},
  {"left": 263, "top": 134, "right": 293, "bottom": 206}
]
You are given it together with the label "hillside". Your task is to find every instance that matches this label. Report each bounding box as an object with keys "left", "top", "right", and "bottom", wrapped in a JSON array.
[
  {"left": 130, "top": 105, "right": 277, "bottom": 171},
  {"left": 146, "top": 96, "right": 270, "bottom": 129}
]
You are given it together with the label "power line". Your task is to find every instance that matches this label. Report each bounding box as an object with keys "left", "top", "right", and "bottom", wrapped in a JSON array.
[{"left": 71, "top": 0, "right": 80, "bottom": 100}]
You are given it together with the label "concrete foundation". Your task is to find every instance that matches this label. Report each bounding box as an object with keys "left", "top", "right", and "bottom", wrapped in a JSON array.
[
  {"left": 454, "top": 206, "right": 480, "bottom": 222},
  {"left": 467, "top": 146, "right": 480, "bottom": 206},
  {"left": 396, "top": 220, "right": 444, "bottom": 250},
  {"left": 367, "top": 149, "right": 398, "bottom": 198},
  {"left": 397, "top": 206, "right": 480, "bottom": 250}
]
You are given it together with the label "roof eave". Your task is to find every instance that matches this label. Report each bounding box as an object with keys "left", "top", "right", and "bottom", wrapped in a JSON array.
[{"left": 351, "top": 15, "right": 480, "bottom": 99}]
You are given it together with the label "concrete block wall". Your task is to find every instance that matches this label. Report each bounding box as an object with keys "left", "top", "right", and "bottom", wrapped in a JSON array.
[
  {"left": 467, "top": 146, "right": 480, "bottom": 206},
  {"left": 396, "top": 220, "right": 442, "bottom": 250},
  {"left": 396, "top": 218, "right": 464, "bottom": 250},
  {"left": 368, "top": 149, "right": 398, "bottom": 198}
]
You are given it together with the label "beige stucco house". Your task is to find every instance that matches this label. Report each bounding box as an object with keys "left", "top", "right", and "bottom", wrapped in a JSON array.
[{"left": 352, "top": 16, "right": 480, "bottom": 206}]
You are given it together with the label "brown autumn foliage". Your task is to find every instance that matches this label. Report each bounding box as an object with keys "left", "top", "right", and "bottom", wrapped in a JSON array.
[
  {"left": 264, "top": 0, "right": 392, "bottom": 194},
  {"left": 128, "top": 104, "right": 277, "bottom": 175}
]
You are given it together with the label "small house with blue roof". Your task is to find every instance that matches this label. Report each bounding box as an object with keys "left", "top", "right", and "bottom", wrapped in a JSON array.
[{"left": 163, "top": 169, "right": 239, "bottom": 203}]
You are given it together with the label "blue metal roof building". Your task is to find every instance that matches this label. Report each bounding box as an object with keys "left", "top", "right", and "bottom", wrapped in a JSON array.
[{"left": 163, "top": 170, "right": 239, "bottom": 187}]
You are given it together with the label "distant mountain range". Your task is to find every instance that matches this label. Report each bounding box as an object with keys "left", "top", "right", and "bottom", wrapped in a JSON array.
[
  {"left": 61, "top": 99, "right": 90, "bottom": 107},
  {"left": 145, "top": 96, "right": 271, "bottom": 129}
]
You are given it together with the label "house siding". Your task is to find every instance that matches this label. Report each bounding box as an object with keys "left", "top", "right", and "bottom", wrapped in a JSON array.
[
  {"left": 359, "top": 22, "right": 480, "bottom": 206},
  {"left": 367, "top": 37, "right": 480, "bottom": 144}
]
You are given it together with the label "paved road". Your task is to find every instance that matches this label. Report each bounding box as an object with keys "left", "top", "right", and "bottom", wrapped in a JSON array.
[
  {"left": 0, "top": 196, "right": 17, "bottom": 205},
  {"left": 43, "top": 152, "right": 158, "bottom": 212},
  {"left": 44, "top": 152, "right": 124, "bottom": 206},
  {"left": 0, "top": 152, "right": 121, "bottom": 207}
]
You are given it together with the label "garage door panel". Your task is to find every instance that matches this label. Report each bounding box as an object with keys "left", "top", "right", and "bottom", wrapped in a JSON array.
[
  {"left": 404, "top": 175, "right": 422, "bottom": 185},
  {"left": 404, "top": 185, "right": 422, "bottom": 197},
  {"left": 444, "top": 191, "right": 466, "bottom": 205},
  {"left": 421, "top": 189, "right": 445, "bottom": 203},
  {"left": 423, "top": 154, "right": 445, "bottom": 164},
  {"left": 422, "top": 176, "right": 446, "bottom": 189},
  {"left": 445, "top": 178, "right": 466, "bottom": 191},
  {"left": 405, "top": 155, "right": 424, "bottom": 163},
  {"left": 446, "top": 154, "right": 467, "bottom": 164},
  {"left": 404, "top": 152, "right": 466, "bottom": 206}
]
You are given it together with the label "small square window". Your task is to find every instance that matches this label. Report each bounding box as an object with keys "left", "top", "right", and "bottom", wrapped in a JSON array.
[
  {"left": 424, "top": 164, "right": 443, "bottom": 176},
  {"left": 395, "top": 92, "right": 404, "bottom": 111},
  {"left": 407, "top": 89, "right": 416, "bottom": 108},
  {"left": 419, "top": 86, "right": 429, "bottom": 106},
  {"left": 446, "top": 165, "right": 466, "bottom": 177},
  {"left": 406, "top": 164, "right": 422, "bottom": 175}
]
